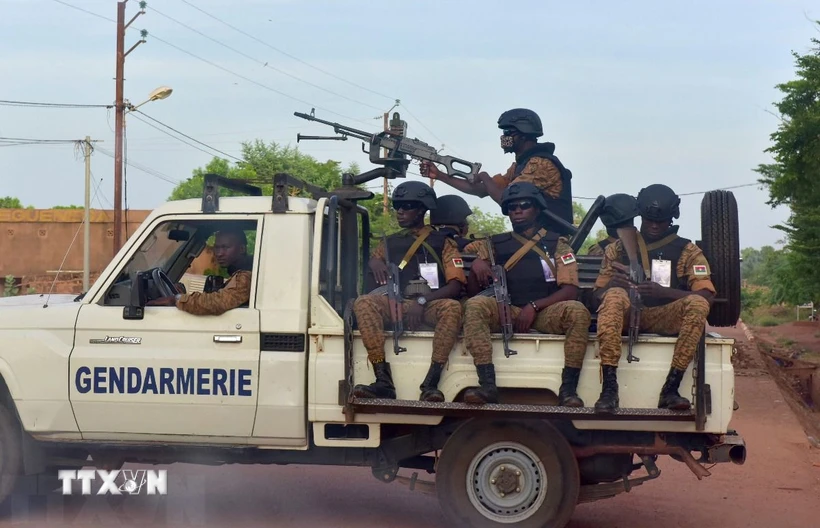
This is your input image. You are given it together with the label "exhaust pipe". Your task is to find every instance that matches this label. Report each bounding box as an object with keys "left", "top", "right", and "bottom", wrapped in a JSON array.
[{"left": 707, "top": 434, "right": 746, "bottom": 465}]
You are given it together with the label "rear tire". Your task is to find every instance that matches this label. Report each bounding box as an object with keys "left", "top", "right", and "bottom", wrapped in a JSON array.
[
  {"left": 435, "top": 419, "right": 579, "bottom": 528},
  {"left": 700, "top": 190, "right": 741, "bottom": 327}
]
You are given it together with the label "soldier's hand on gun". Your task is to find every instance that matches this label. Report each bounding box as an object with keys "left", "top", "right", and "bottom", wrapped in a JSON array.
[
  {"left": 470, "top": 258, "right": 494, "bottom": 287},
  {"left": 637, "top": 281, "right": 665, "bottom": 300},
  {"left": 369, "top": 258, "right": 389, "bottom": 285},
  {"left": 406, "top": 302, "right": 424, "bottom": 331},
  {"left": 419, "top": 161, "right": 442, "bottom": 180},
  {"left": 514, "top": 304, "right": 537, "bottom": 333},
  {"left": 610, "top": 272, "right": 633, "bottom": 291}
]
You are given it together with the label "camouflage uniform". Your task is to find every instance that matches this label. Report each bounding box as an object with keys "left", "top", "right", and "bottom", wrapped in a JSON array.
[
  {"left": 584, "top": 236, "right": 616, "bottom": 257},
  {"left": 463, "top": 236, "right": 589, "bottom": 366},
  {"left": 355, "top": 227, "right": 466, "bottom": 366},
  {"left": 595, "top": 239, "right": 715, "bottom": 370},
  {"left": 175, "top": 269, "right": 252, "bottom": 316}
]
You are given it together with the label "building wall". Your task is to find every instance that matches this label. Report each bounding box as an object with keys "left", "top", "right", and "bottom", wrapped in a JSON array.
[{"left": 0, "top": 209, "right": 218, "bottom": 294}]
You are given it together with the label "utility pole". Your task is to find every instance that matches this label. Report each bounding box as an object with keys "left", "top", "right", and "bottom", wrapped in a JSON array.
[
  {"left": 382, "top": 111, "right": 389, "bottom": 215},
  {"left": 113, "top": 0, "right": 146, "bottom": 256},
  {"left": 82, "top": 137, "right": 102, "bottom": 292}
]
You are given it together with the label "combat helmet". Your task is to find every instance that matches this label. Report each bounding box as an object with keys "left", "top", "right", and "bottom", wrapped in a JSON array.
[
  {"left": 637, "top": 184, "right": 681, "bottom": 221},
  {"left": 497, "top": 108, "right": 544, "bottom": 138},
  {"left": 500, "top": 181, "right": 548, "bottom": 215},
  {"left": 599, "top": 193, "right": 640, "bottom": 235},
  {"left": 392, "top": 181, "right": 437, "bottom": 210},
  {"left": 430, "top": 195, "right": 473, "bottom": 225}
]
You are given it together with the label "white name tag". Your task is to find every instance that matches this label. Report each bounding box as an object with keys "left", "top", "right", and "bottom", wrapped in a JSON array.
[
  {"left": 540, "top": 258, "right": 557, "bottom": 282},
  {"left": 651, "top": 259, "right": 672, "bottom": 288},
  {"left": 418, "top": 263, "right": 440, "bottom": 290}
]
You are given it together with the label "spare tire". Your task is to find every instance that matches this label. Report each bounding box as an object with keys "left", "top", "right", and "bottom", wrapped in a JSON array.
[{"left": 700, "top": 190, "right": 741, "bottom": 327}]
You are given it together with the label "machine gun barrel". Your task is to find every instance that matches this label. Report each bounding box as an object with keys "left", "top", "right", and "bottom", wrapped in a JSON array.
[{"left": 294, "top": 112, "right": 373, "bottom": 142}]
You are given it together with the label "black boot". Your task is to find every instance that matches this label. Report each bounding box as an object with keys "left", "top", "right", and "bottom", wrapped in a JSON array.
[
  {"left": 419, "top": 362, "right": 445, "bottom": 402},
  {"left": 353, "top": 362, "right": 396, "bottom": 399},
  {"left": 658, "top": 367, "right": 692, "bottom": 410},
  {"left": 594, "top": 365, "right": 619, "bottom": 413},
  {"left": 558, "top": 367, "right": 584, "bottom": 407},
  {"left": 463, "top": 364, "right": 499, "bottom": 404}
]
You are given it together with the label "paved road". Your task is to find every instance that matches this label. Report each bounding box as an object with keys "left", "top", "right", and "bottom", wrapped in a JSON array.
[{"left": 2, "top": 326, "right": 818, "bottom": 527}]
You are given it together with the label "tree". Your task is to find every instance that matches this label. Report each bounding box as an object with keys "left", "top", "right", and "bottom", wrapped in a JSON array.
[
  {"left": 468, "top": 207, "right": 509, "bottom": 238},
  {"left": 572, "top": 200, "right": 607, "bottom": 254},
  {"left": 755, "top": 27, "right": 820, "bottom": 304},
  {"left": 0, "top": 197, "right": 23, "bottom": 209}
]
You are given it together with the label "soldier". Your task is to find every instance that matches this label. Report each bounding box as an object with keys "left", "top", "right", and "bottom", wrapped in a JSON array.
[
  {"left": 419, "top": 108, "right": 574, "bottom": 234},
  {"left": 459, "top": 182, "right": 592, "bottom": 405},
  {"left": 430, "top": 194, "right": 473, "bottom": 251},
  {"left": 353, "top": 181, "right": 466, "bottom": 402},
  {"left": 585, "top": 193, "right": 639, "bottom": 256},
  {"left": 147, "top": 227, "right": 252, "bottom": 315},
  {"left": 593, "top": 184, "right": 715, "bottom": 413}
]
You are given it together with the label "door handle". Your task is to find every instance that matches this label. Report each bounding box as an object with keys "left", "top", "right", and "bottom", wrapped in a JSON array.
[{"left": 213, "top": 335, "right": 242, "bottom": 343}]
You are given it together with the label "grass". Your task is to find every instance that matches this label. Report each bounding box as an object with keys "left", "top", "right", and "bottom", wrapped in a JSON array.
[
  {"left": 742, "top": 303, "right": 799, "bottom": 327},
  {"left": 777, "top": 337, "right": 796, "bottom": 347}
]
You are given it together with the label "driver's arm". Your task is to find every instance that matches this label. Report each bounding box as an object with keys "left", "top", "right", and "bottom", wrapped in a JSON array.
[{"left": 175, "top": 271, "right": 252, "bottom": 316}]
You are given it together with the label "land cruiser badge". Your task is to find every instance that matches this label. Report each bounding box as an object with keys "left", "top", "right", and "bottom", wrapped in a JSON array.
[{"left": 89, "top": 336, "right": 142, "bottom": 345}]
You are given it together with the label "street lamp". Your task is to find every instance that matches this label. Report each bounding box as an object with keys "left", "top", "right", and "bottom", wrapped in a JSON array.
[{"left": 113, "top": 85, "right": 173, "bottom": 256}]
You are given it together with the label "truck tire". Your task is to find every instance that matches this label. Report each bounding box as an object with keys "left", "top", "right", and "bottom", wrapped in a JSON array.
[
  {"left": 700, "top": 190, "right": 741, "bottom": 327},
  {"left": 435, "top": 419, "right": 579, "bottom": 528},
  {"left": 0, "top": 406, "right": 21, "bottom": 507}
]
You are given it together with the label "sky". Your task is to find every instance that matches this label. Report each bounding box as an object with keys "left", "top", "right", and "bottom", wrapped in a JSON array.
[{"left": 1, "top": 0, "right": 817, "bottom": 250}]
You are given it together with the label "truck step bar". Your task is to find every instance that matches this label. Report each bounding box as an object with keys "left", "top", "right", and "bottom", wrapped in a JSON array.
[{"left": 349, "top": 398, "right": 696, "bottom": 421}]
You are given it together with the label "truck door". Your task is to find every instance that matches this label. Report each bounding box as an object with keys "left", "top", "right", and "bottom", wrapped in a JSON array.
[{"left": 69, "top": 215, "right": 263, "bottom": 441}]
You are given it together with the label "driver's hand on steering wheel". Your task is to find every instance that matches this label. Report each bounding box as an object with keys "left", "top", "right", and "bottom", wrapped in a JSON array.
[{"left": 146, "top": 296, "right": 178, "bottom": 307}]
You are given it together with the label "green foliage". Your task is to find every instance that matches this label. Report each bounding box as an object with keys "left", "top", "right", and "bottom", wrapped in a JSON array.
[
  {"left": 468, "top": 207, "right": 509, "bottom": 238},
  {"left": 740, "top": 246, "right": 815, "bottom": 305},
  {"left": 3, "top": 276, "right": 19, "bottom": 297},
  {"left": 757, "top": 316, "right": 781, "bottom": 327},
  {"left": 52, "top": 205, "right": 83, "bottom": 209},
  {"left": 754, "top": 28, "right": 820, "bottom": 307},
  {"left": 0, "top": 197, "right": 23, "bottom": 209}
]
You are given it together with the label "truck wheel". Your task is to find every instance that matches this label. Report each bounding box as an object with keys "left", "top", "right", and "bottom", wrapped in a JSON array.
[
  {"left": 435, "top": 419, "right": 579, "bottom": 528},
  {"left": 700, "top": 190, "right": 741, "bottom": 327},
  {"left": 0, "top": 406, "right": 21, "bottom": 506}
]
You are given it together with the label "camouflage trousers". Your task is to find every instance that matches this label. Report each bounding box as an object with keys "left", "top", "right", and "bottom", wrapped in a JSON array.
[
  {"left": 353, "top": 294, "right": 462, "bottom": 364},
  {"left": 463, "top": 297, "right": 592, "bottom": 368},
  {"left": 596, "top": 288, "right": 711, "bottom": 370}
]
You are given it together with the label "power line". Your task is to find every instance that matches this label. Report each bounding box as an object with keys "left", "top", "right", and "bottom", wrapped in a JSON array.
[
  {"left": 149, "top": 6, "right": 383, "bottom": 112},
  {"left": 96, "top": 147, "right": 181, "bottom": 186},
  {"left": 0, "top": 136, "right": 81, "bottom": 143},
  {"left": 176, "top": 0, "right": 395, "bottom": 102},
  {"left": 571, "top": 182, "right": 763, "bottom": 201},
  {"left": 130, "top": 110, "right": 244, "bottom": 162},
  {"left": 50, "top": 0, "right": 115, "bottom": 23},
  {"left": 0, "top": 99, "right": 112, "bottom": 109}
]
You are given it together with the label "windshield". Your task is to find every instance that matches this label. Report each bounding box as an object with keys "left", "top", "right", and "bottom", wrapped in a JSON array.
[{"left": 121, "top": 221, "right": 196, "bottom": 278}]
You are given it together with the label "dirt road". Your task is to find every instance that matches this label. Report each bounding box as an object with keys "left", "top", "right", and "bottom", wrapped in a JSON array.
[{"left": 2, "top": 325, "right": 818, "bottom": 527}]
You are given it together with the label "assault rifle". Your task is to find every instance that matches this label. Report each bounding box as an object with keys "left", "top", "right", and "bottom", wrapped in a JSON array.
[
  {"left": 294, "top": 110, "right": 482, "bottom": 183},
  {"left": 617, "top": 226, "right": 644, "bottom": 363},
  {"left": 486, "top": 238, "right": 517, "bottom": 358},
  {"left": 382, "top": 235, "right": 406, "bottom": 355}
]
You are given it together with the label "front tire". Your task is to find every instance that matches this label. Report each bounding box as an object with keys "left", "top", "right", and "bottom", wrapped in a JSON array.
[
  {"left": 435, "top": 419, "right": 579, "bottom": 528},
  {"left": 0, "top": 406, "right": 22, "bottom": 507}
]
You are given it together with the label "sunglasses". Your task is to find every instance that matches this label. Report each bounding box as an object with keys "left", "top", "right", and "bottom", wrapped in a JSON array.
[
  {"left": 506, "top": 200, "right": 534, "bottom": 212},
  {"left": 393, "top": 202, "right": 422, "bottom": 211}
]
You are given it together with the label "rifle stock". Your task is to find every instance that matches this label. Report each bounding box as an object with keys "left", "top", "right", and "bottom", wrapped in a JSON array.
[
  {"left": 617, "top": 227, "right": 643, "bottom": 363},
  {"left": 487, "top": 239, "right": 517, "bottom": 358},
  {"left": 382, "top": 235, "right": 406, "bottom": 355}
]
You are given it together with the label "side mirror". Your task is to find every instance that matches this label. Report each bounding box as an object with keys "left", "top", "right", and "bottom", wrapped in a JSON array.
[
  {"left": 168, "top": 229, "right": 191, "bottom": 242},
  {"left": 123, "top": 272, "right": 147, "bottom": 320}
]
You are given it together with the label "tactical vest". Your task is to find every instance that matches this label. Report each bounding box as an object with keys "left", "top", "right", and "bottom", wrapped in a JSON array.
[
  {"left": 434, "top": 226, "right": 472, "bottom": 251},
  {"left": 596, "top": 236, "right": 616, "bottom": 254},
  {"left": 386, "top": 229, "right": 448, "bottom": 292},
  {"left": 515, "top": 144, "right": 574, "bottom": 235},
  {"left": 491, "top": 230, "right": 561, "bottom": 307},
  {"left": 618, "top": 227, "right": 690, "bottom": 307}
]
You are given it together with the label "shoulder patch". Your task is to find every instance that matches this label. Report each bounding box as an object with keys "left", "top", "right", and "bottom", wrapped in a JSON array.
[
  {"left": 693, "top": 264, "right": 708, "bottom": 276},
  {"left": 560, "top": 252, "right": 576, "bottom": 265},
  {"left": 452, "top": 258, "right": 464, "bottom": 268}
]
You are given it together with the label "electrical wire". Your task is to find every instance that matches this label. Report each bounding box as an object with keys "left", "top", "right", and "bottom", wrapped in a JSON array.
[
  {"left": 0, "top": 99, "right": 112, "bottom": 109},
  {"left": 571, "top": 182, "right": 763, "bottom": 201},
  {"left": 95, "top": 147, "right": 181, "bottom": 186},
  {"left": 176, "top": 0, "right": 396, "bottom": 102},
  {"left": 149, "top": 6, "right": 383, "bottom": 112},
  {"left": 128, "top": 111, "right": 244, "bottom": 162}
]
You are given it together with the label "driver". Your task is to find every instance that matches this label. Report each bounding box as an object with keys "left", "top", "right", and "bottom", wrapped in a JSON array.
[{"left": 147, "top": 228, "right": 252, "bottom": 315}]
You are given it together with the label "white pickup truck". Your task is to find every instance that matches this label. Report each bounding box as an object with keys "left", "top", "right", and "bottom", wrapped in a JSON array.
[{"left": 0, "top": 173, "right": 745, "bottom": 527}]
